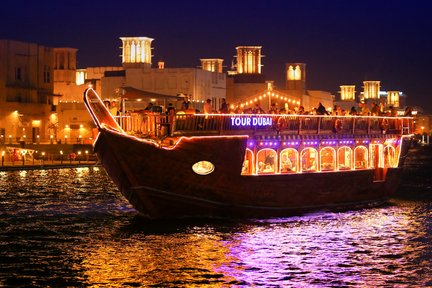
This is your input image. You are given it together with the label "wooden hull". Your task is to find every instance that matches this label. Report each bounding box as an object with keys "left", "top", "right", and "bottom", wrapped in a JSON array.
[{"left": 94, "top": 129, "right": 406, "bottom": 219}]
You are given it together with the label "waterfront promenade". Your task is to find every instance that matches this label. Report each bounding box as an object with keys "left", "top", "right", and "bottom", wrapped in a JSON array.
[
  {"left": 0, "top": 143, "right": 98, "bottom": 171},
  {"left": 0, "top": 159, "right": 99, "bottom": 171}
]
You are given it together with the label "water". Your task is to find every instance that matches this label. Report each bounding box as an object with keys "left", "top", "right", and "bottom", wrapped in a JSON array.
[{"left": 0, "top": 149, "right": 431, "bottom": 287}]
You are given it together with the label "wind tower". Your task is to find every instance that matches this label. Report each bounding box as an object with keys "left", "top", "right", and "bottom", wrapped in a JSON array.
[
  {"left": 120, "top": 37, "right": 153, "bottom": 69},
  {"left": 387, "top": 91, "right": 400, "bottom": 107},
  {"left": 235, "top": 46, "right": 262, "bottom": 74},
  {"left": 285, "top": 63, "right": 306, "bottom": 97},
  {"left": 363, "top": 81, "right": 380, "bottom": 100},
  {"left": 339, "top": 85, "right": 356, "bottom": 101},
  {"left": 200, "top": 59, "right": 224, "bottom": 73}
]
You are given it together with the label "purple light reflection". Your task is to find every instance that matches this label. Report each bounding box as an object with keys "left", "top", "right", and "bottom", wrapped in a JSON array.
[{"left": 215, "top": 208, "right": 418, "bottom": 286}]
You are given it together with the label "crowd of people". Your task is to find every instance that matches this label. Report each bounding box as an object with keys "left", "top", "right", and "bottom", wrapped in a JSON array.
[{"left": 106, "top": 96, "right": 413, "bottom": 119}]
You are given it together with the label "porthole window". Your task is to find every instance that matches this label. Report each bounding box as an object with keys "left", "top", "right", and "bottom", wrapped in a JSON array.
[{"left": 192, "top": 161, "right": 215, "bottom": 175}]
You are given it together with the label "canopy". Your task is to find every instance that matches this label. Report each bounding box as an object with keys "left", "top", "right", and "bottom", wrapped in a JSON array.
[{"left": 118, "top": 86, "right": 184, "bottom": 102}]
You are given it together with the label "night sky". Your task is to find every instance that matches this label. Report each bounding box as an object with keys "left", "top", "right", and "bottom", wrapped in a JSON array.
[{"left": 1, "top": 0, "right": 431, "bottom": 112}]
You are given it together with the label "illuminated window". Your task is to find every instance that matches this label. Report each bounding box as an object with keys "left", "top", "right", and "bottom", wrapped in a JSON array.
[
  {"left": 130, "top": 41, "right": 136, "bottom": 63},
  {"left": 124, "top": 41, "right": 130, "bottom": 62},
  {"left": 247, "top": 51, "right": 253, "bottom": 74},
  {"left": 280, "top": 148, "right": 298, "bottom": 173},
  {"left": 257, "top": 149, "right": 277, "bottom": 174},
  {"left": 337, "top": 146, "right": 353, "bottom": 170},
  {"left": 242, "top": 148, "right": 254, "bottom": 175},
  {"left": 301, "top": 148, "right": 318, "bottom": 172},
  {"left": 294, "top": 65, "right": 301, "bottom": 80},
  {"left": 287, "top": 65, "right": 295, "bottom": 80},
  {"left": 320, "top": 147, "right": 336, "bottom": 171},
  {"left": 354, "top": 146, "right": 368, "bottom": 169},
  {"left": 136, "top": 41, "right": 141, "bottom": 62},
  {"left": 384, "top": 146, "right": 397, "bottom": 168}
]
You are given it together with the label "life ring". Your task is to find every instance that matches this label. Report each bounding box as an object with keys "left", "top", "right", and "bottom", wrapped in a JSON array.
[
  {"left": 276, "top": 117, "right": 286, "bottom": 132},
  {"left": 69, "top": 152, "right": 77, "bottom": 160},
  {"left": 334, "top": 119, "right": 343, "bottom": 133}
]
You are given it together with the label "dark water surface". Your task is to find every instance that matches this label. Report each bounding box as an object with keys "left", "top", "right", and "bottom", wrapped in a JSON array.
[{"left": 0, "top": 149, "right": 431, "bottom": 287}]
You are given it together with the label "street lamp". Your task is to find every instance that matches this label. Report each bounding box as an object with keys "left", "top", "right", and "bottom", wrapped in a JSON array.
[
  {"left": 41, "top": 152, "right": 45, "bottom": 165},
  {"left": 78, "top": 151, "right": 82, "bottom": 164},
  {"left": 21, "top": 150, "right": 26, "bottom": 166},
  {"left": 85, "top": 150, "right": 89, "bottom": 162},
  {"left": 1, "top": 151, "right": 4, "bottom": 166},
  {"left": 60, "top": 150, "right": 63, "bottom": 164}
]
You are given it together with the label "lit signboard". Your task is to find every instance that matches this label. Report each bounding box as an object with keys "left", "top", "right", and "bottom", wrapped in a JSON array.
[{"left": 230, "top": 117, "right": 273, "bottom": 127}]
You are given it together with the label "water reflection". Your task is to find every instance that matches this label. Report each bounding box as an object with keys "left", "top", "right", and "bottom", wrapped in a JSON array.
[{"left": 0, "top": 168, "right": 431, "bottom": 287}]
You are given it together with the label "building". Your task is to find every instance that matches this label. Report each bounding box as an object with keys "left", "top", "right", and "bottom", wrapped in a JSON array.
[
  {"left": 101, "top": 36, "right": 226, "bottom": 112},
  {"left": 226, "top": 46, "right": 334, "bottom": 114},
  {"left": 0, "top": 40, "right": 56, "bottom": 144}
]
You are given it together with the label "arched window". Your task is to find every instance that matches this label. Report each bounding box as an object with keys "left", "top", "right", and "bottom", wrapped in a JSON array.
[
  {"left": 354, "top": 146, "right": 368, "bottom": 169},
  {"left": 130, "top": 41, "right": 136, "bottom": 63},
  {"left": 242, "top": 148, "right": 254, "bottom": 175},
  {"left": 280, "top": 148, "right": 298, "bottom": 173},
  {"left": 247, "top": 51, "right": 253, "bottom": 73},
  {"left": 256, "top": 149, "right": 277, "bottom": 174},
  {"left": 338, "top": 146, "right": 353, "bottom": 170},
  {"left": 301, "top": 148, "right": 318, "bottom": 172},
  {"left": 320, "top": 147, "right": 336, "bottom": 171},
  {"left": 384, "top": 145, "right": 397, "bottom": 168},
  {"left": 287, "top": 65, "right": 295, "bottom": 80},
  {"left": 294, "top": 65, "right": 302, "bottom": 80}
]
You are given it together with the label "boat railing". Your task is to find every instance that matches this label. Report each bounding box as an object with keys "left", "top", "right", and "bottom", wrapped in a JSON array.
[{"left": 113, "top": 113, "right": 413, "bottom": 138}]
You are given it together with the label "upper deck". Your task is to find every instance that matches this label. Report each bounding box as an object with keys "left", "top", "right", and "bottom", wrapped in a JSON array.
[
  {"left": 83, "top": 87, "right": 413, "bottom": 140},
  {"left": 116, "top": 113, "right": 413, "bottom": 139}
]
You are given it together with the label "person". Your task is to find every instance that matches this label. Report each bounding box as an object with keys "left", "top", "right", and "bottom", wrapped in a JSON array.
[
  {"left": 163, "top": 103, "right": 176, "bottom": 135},
  {"left": 281, "top": 153, "right": 293, "bottom": 172},
  {"left": 360, "top": 102, "right": 370, "bottom": 115},
  {"left": 350, "top": 106, "right": 357, "bottom": 115},
  {"left": 390, "top": 106, "right": 398, "bottom": 117},
  {"left": 219, "top": 98, "right": 228, "bottom": 113},
  {"left": 252, "top": 103, "right": 265, "bottom": 114},
  {"left": 104, "top": 100, "right": 111, "bottom": 109},
  {"left": 264, "top": 153, "right": 275, "bottom": 170},
  {"left": 334, "top": 105, "right": 342, "bottom": 116},
  {"left": 110, "top": 101, "right": 118, "bottom": 116},
  {"left": 269, "top": 102, "right": 278, "bottom": 114},
  {"left": 181, "top": 97, "right": 191, "bottom": 110},
  {"left": 167, "top": 103, "right": 175, "bottom": 115},
  {"left": 145, "top": 102, "right": 154, "bottom": 111},
  {"left": 298, "top": 106, "right": 305, "bottom": 115},
  {"left": 316, "top": 102, "right": 329, "bottom": 115},
  {"left": 203, "top": 99, "right": 213, "bottom": 114},
  {"left": 404, "top": 106, "right": 413, "bottom": 116},
  {"left": 371, "top": 102, "right": 380, "bottom": 116}
]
